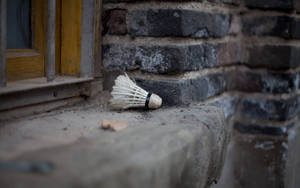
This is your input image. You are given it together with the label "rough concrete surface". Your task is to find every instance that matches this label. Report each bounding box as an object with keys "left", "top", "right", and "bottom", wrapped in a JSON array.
[{"left": 0, "top": 105, "right": 229, "bottom": 188}]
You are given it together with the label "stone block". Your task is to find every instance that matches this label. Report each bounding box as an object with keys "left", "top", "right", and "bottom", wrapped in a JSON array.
[
  {"left": 291, "top": 18, "right": 300, "bottom": 39},
  {"left": 229, "top": 16, "right": 241, "bottom": 35},
  {"left": 246, "top": 45, "right": 300, "bottom": 70},
  {"left": 135, "top": 73, "right": 226, "bottom": 106},
  {"left": 0, "top": 106, "right": 229, "bottom": 188},
  {"left": 216, "top": 42, "right": 241, "bottom": 66},
  {"left": 102, "top": 43, "right": 240, "bottom": 73},
  {"left": 188, "top": 73, "right": 227, "bottom": 101},
  {"left": 241, "top": 96, "right": 300, "bottom": 121},
  {"left": 242, "top": 16, "right": 291, "bottom": 38},
  {"left": 129, "top": 10, "right": 230, "bottom": 38},
  {"left": 242, "top": 16, "right": 300, "bottom": 39},
  {"left": 135, "top": 79, "right": 187, "bottom": 106},
  {"left": 102, "top": 44, "right": 212, "bottom": 73},
  {"left": 208, "top": 96, "right": 239, "bottom": 119}
]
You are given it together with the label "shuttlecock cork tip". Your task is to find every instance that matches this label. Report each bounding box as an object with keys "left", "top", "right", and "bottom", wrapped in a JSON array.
[{"left": 147, "top": 93, "right": 162, "bottom": 109}]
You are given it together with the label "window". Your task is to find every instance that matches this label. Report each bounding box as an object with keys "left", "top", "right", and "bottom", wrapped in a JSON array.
[
  {"left": 7, "top": 0, "right": 32, "bottom": 49},
  {"left": 2, "top": 0, "right": 83, "bottom": 82},
  {"left": 0, "top": 0, "right": 96, "bottom": 111},
  {"left": 6, "top": 0, "right": 46, "bottom": 81}
]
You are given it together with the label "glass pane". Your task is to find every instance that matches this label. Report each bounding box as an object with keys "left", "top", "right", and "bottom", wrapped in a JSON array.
[{"left": 7, "top": 0, "right": 32, "bottom": 49}]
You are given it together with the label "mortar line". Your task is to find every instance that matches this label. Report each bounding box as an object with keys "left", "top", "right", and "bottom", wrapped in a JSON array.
[
  {"left": 102, "top": 35, "right": 240, "bottom": 45},
  {"left": 103, "top": 1, "right": 241, "bottom": 13}
]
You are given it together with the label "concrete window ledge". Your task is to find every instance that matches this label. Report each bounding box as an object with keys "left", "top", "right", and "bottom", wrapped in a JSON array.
[{"left": 0, "top": 105, "right": 230, "bottom": 188}]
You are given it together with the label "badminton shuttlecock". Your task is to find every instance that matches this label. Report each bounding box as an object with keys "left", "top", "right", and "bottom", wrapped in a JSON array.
[{"left": 110, "top": 74, "right": 162, "bottom": 110}]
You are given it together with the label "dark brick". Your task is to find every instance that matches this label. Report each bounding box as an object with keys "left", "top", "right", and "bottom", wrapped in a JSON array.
[
  {"left": 216, "top": 42, "right": 241, "bottom": 66},
  {"left": 209, "top": 96, "right": 239, "bottom": 119},
  {"left": 102, "top": 44, "right": 139, "bottom": 71},
  {"left": 242, "top": 16, "right": 291, "bottom": 38},
  {"left": 102, "top": 44, "right": 210, "bottom": 73},
  {"left": 226, "top": 70, "right": 299, "bottom": 94},
  {"left": 244, "top": 0, "right": 293, "bottom": 11},
  {"left": 260, "top": 72, "right": 299, "bottom": 93},
  {"left": 246, "top": 45, "right": 300, "bottom": 70},
  {"left": 229, "top": 16, "right": 241, "bottom": 34},
  {"left": 241, "top": 96, "right": 300, "bottom": 121},
  {"left": 129, "top": 10, "right": 230, "bottom": 38},
  {"left": 242, "top": 16, "right": 300, "bottom": 39},
  {"left": 102, "top": 44, "right": 192, "bottom": 73},
  {"left": 291, "top": 18, "right": 300, "bottom": 39},
  {"left": 234, "top": 122, "right": 294, "bottom": 136},
  {"left": 102, "top": 43, "right": 240, "bottom": 73},
  {"left": 226, "top": 70, "right": 262, "bottom": 93},
  {"left": 102, "top": 9, "right": 127, "bottom": 35},
  {"left": 135, "top": 79, "right": 187, "bottom": 106},
  {"left": 135, "top": 73, "right": 226, "bottom": 106},
  {"left": 188, "top": 73, "right": 226, "bottom": 101}
]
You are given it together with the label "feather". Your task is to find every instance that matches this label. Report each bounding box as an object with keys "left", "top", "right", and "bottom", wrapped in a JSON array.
[{"left": 110, "top": 73, "right": 162, "bottom": 109}]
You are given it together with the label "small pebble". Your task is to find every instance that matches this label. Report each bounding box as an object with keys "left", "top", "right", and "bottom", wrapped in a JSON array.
[{"left": 101, "top": 120, "right": 127, "bottom": 131}]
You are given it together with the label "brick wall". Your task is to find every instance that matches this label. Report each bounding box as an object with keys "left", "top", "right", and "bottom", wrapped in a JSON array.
[{"left": 101, "top": 0, "right": 300, "bottom": 187}]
